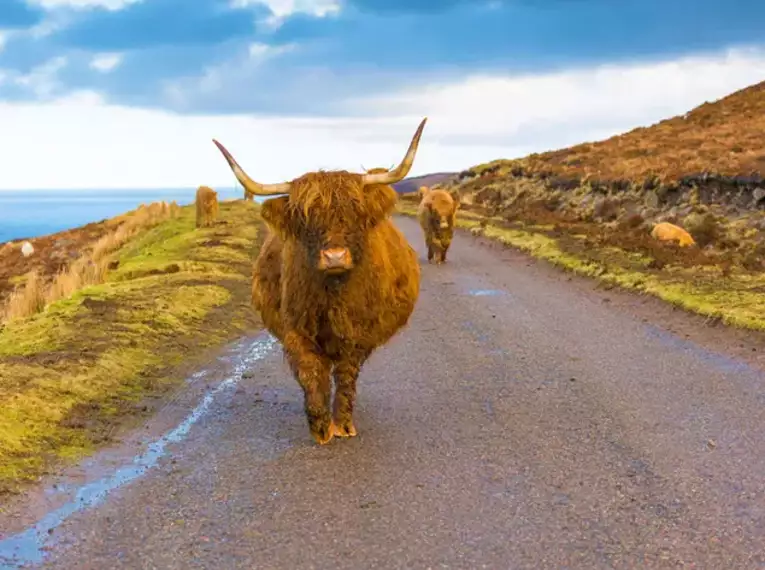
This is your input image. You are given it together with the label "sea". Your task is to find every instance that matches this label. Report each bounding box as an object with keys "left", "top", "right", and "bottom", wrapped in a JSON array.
[{"left": 0, "top": 188, "right": 267, "bottom": 244}]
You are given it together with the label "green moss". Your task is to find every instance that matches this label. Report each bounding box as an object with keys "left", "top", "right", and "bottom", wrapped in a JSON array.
[
  {"left": 0, "top": 299, "right": 83, "bottom": 356},
  {"left": 0, "top": 200, "right": 262, "bottom": 494}
]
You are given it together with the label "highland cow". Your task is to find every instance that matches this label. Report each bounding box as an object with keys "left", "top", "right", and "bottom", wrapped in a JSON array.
[
  {"left": 195, "top": 186, "right": 219, "bottom": 228},
  {"left": 417, "top": 185, "right": 460, "bottom": 264},
  {"left": 650, "top": 222, "right": 696, "bottom": 247},
  {"left": 213, "top": 118, "right": 427, "bottom": 445}
]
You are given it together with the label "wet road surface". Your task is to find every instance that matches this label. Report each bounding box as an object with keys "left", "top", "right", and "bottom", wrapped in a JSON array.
[{"left": 3, "top": 215, "right": 765, "bottom": 569}]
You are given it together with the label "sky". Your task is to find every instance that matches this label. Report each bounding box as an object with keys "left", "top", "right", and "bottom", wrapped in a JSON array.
[{"left": 1, "top": 0, "right": 765, "bottom": 189}]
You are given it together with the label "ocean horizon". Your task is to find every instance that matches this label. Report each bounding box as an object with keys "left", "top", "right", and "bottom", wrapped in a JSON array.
[{"left": 0, "top": 187, "right": 267, "bottom": 244}]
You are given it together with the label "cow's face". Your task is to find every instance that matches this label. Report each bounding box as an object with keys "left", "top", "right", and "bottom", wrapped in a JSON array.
[
  {"left": 426, "top": 190, "right": 459, "bottom": 231},
  {"left": 260, "top": 170, "right": 397, "bottom": 275},
  {"left": 212, "top": 117, "right": 427, "bottom": 275}
]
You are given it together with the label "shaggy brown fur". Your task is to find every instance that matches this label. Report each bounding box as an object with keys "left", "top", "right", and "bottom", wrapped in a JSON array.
[
  {"left": 195, "top": 186, "right": 219, "bottom": 228},
  {"left": 651, "top": 221, "right": 696, "bottom": 247},
  {"left": 417, "top": 186, "right": 460, "bottom": 264},
  {"left": 249, "top": 170, "right": 421, "bottom": 444}
]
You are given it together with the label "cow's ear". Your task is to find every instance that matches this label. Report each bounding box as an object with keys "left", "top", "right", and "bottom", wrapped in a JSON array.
[
  {"left": 260, "top": 196, "right": 292, "bottom": 237},
  {"left": 364, "top": 184, "right": 398, "bottom": 225}
]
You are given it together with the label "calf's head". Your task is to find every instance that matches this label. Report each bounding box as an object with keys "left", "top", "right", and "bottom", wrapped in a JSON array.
[
  {"left": 422, "top": 188, "right": 460, "bottom": 231},
  {"left": 213, "top": 118, "right": 427, "bottom": 276}
]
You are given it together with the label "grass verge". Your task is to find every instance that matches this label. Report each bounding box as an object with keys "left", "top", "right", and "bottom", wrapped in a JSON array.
[
  {"left": 0, "top": 200, "right": 262, "bottom": 495},
  {"left": 396, "top": 201, "right": 765, "bottom": 331}
]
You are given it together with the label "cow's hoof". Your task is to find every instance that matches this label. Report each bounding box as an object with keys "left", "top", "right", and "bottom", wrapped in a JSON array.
[
  {"left": 331, "top": 421, "right": 357, "bottom": 438},
  {"left": 311, "top": 422, "right": 335, "bottom": 445}
]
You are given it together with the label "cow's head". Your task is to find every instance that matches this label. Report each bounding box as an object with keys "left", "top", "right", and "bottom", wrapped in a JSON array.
[
  {"left": 423, "top": 189, "right": 460, "bottom": 231},
  {"left": 213, "top": 118, "right": 427, "bottom": 276}
]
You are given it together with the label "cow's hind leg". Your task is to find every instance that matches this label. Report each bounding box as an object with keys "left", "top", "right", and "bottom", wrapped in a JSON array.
[
  {"left": 283, "top": 332, "right": 334, "bottom": 445},
  {"left": 331, "top": 353, "right": 366, "bottom": 438}
]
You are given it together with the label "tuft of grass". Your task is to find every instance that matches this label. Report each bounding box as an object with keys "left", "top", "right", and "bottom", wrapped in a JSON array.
[
  {"left": 2, "top": 271, "right": 46, "bottom": 322},
  {"left": 396, "top": 202, "right": 765, "bottom": 331},
  {"left": 1, "top": 201, "right": 183, "bottom": 323},
  {"left": 0, "top": 200, "right": 262, "bottom": 494}
]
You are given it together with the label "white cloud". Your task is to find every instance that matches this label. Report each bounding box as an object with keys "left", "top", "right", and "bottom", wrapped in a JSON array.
[
  {"left": 28, "top": 0, "right": 142, "bottom": 10},
  {"left": 354, "top": 44, "right": 765, "bottom": 150},
  {"left": 159, "top": 42, "right": 297, "bottom": 110},
  {"left": 231, "top": 0, "right": 340, "bottom": 29},
  {"left": 248, "top": 42, "right": 296, "bottom": 59},
  {"left": 232, "top": 0, "right": 340, "bottom": 17},
  {"left": 0, "top": 31, "right": 8, "bottom": 53},
  {"left": 0, "top": 91, "right": 483, "bottom": 190},
  {"left": 12, "top": 56, "right": 68, "bottom": 98},
  {"left": 1, "top": 45, "right": 765, "bottom": 190},
  {"left": 90, "top": 53, "right": 123, "bottom": 72}
]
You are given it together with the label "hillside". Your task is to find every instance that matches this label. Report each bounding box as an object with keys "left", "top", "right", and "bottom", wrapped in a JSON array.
[
  {"left": 398, "top": 79, "right": 765, "bottom": 331},
  {"left": 0, "top": 200, "right": 262, "bottom": 495},
  {"left": 393, "top": 172, "right": 457, "bottom": 195},
  {"left": 463, "top": 80, "right": 765, "bottom": 191}
]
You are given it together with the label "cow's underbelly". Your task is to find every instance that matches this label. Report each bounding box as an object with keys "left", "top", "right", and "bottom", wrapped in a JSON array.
[{"left": 295, "top": 294, "right": 415, "bottom": 361}]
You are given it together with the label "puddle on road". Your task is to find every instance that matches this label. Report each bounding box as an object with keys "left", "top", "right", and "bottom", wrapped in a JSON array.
[
  {"left": 0, "top": 334, "right": 278, "bottom": 570},
  {"left": 467, "top": 289, "right": 506, "bottom": 297}
]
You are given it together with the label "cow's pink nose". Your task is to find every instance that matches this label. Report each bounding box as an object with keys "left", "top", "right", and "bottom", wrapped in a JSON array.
[{"left": 320, "top": 247, "right": 352, "bottom": 271}]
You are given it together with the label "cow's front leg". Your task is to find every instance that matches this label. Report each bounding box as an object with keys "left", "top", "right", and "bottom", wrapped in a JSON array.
[
  {"left": 434, "top": 243, "right": 444, "bottom": 265},
  {"left": 331, "top": 354, "right": 366, "bottom": 438},
  {"left": 283, "top": 332, "right": 334, "bottom": 445}
]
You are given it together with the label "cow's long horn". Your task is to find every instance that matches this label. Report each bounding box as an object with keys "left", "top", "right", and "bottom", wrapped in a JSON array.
[
  {"left": 212, "top": 139, "right": 291, "bottom": 196},
  {"left": 361, "top": 117, "right": 427, "bottom": 186}
]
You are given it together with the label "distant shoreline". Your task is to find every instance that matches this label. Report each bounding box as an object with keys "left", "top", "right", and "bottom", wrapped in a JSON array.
[{"left": 0, "top": 187, "right": 260, "bottom": 244}]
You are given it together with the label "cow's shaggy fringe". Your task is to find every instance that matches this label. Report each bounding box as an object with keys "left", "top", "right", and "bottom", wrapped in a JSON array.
[{"left": 1, "top": 201, "right": 181, "bottom": 323}]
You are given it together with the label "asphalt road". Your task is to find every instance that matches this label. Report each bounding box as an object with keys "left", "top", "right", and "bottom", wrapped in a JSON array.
[{"left": 4, "top": 215, "right": 765, "bottom": 569}]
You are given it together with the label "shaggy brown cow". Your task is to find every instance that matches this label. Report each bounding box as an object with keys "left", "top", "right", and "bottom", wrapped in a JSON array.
[
  {"left": 213, "top": 118, "right": 427, "bottom": 445},
  {"left": 195, "top": 185, "right": 219, "bottom": 228},
  {"left": 650, "top": 221, "right": 696, "bottom": 247},
  {"left": 417, "top": 185, "right": 460, "bottom": 264}
]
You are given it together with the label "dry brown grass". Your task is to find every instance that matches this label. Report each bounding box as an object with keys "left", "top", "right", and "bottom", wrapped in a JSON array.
[
  {"left": 1, "top": 201, "right": 181, "bottom": 323},
  {"left": 2, "top": 271, "right": 46, "bottom": 322},
  {"left": 475, "top": 80, "right": 765, "bottom": 184}
]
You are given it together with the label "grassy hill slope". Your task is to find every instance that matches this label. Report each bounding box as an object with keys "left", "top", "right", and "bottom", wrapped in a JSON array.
[
  {"left": 0, "top": 200, "right": 262, "bottom": 495},
  {"left": 465, "top": 80, "right": 765, "bottom": 188},
  {"left": 398, "top": 80, "right": 765, "bottom": 331}
]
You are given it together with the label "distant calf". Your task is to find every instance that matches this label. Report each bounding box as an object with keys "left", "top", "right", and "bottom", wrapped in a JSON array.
[
  {"left": 650, "top": 222, "right": 696, "bottom": 247},
  {"left": 417, "top": 186, "right": 460, "bottom": 264},
  {"left": 195, "top": 186, "right": 219, "bottom": 228}
]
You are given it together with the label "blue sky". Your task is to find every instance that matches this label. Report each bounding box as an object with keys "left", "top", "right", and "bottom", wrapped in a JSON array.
[{"left": 1, "top": 0, "right": 765, "bottom": 188}]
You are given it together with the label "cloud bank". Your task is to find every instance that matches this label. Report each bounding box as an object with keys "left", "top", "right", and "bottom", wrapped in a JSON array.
[{"left": 0, "top": 0, "right": 763, "bottom": 188}]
